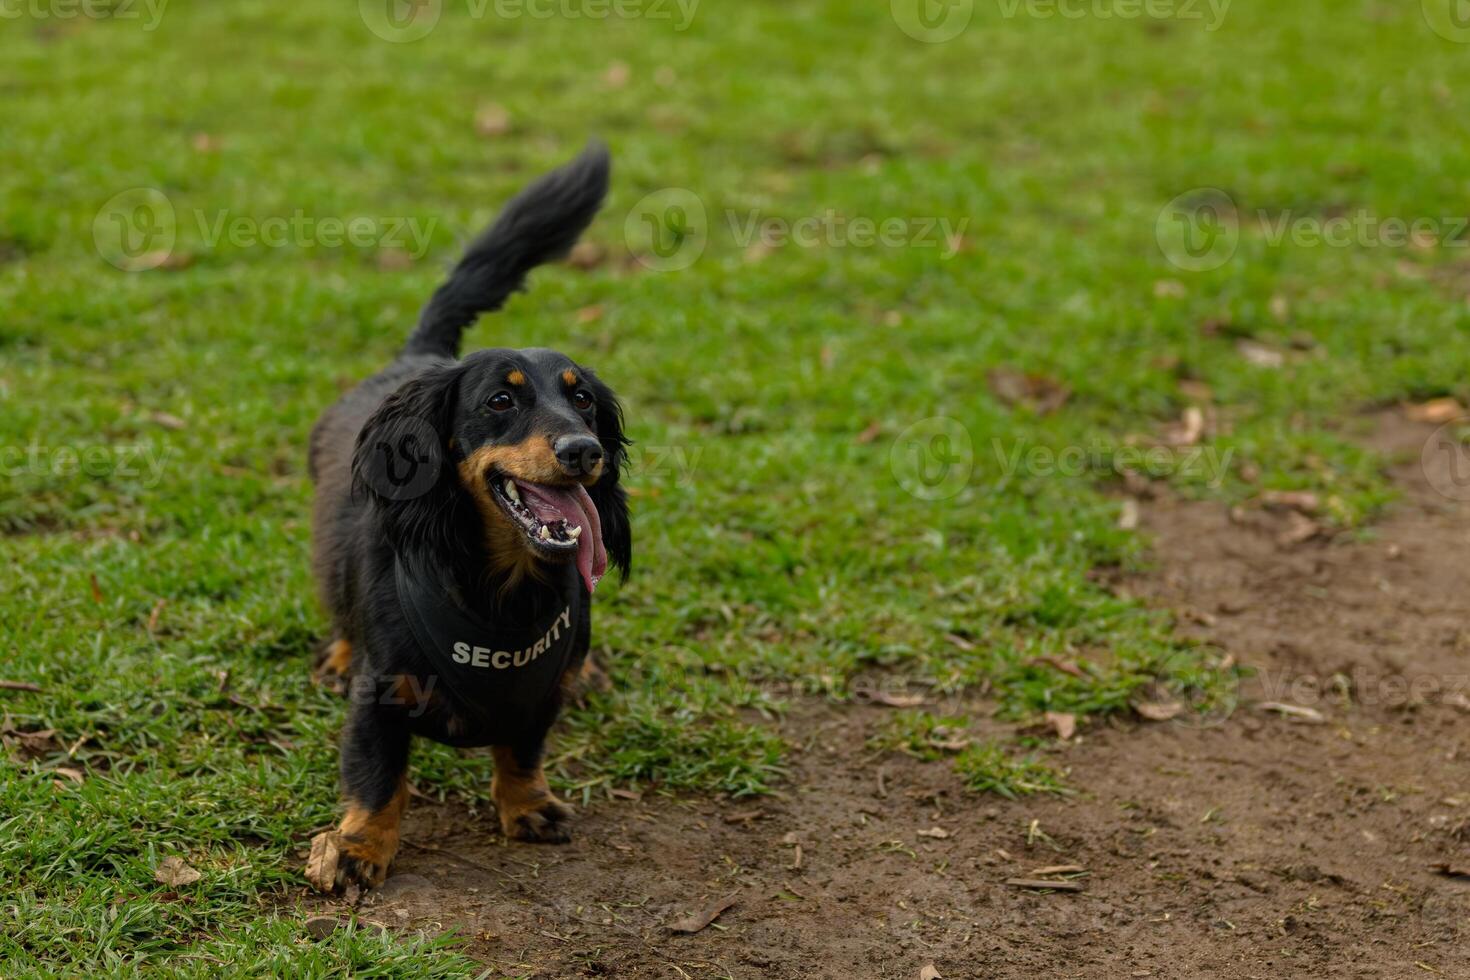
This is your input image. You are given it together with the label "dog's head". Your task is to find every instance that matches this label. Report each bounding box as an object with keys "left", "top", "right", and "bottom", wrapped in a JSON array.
[{"left": 352, "top": 348, "right": 630, "bottom": 592}]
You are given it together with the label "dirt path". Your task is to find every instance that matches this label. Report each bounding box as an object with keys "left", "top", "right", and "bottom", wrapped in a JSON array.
[{"left": 300, "top": 414, "right": 1470, "bottom": 979}]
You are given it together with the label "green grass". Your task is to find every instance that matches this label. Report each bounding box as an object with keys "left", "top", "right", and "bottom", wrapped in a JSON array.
[
  {"left": 954, "top": 742, "right": 1069, "bottom": 800},
  {"left": 3, "top": 0, "right": 1468, "bottom": 972}
]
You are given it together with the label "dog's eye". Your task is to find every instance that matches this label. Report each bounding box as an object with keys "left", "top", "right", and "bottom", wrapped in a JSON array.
[
  {"left": 571, "top": 390, "right": 593, "bottom": 411},
  {"left": 488, "top": 392, "right": 515, "bottom": 412}
]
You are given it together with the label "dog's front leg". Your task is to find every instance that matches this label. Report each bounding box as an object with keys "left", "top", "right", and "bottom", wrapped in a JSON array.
[
  {"left": 306, "top": 702, "right": 410, "bottom": 892},
  {"left": 492, "top": 742, "right": 573, "bottom": 843}
]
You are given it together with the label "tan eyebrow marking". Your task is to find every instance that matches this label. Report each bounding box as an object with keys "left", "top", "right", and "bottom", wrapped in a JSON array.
[
  {"left": 507, "top": 370, "right": 526, "bottom": 386},
  {"left": 562, "top": 370, "right": 578, "bottom": 386}
]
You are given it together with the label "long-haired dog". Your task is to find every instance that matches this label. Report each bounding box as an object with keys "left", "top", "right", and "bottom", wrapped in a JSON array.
[{"left": 303, "top": 144, "right": 629, "bottom": 892}]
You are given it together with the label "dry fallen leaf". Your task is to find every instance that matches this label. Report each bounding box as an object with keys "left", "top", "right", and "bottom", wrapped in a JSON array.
[
  {"left": 474, "top": 103, "right": 512, "bottom": 137},
  {"left": 146, "top": 598, "right": 166, "bottom": 634},
  {"left": 1236, "top": 340, "right": 1285, "bottom": 368},
  {"left": 917, "top": 826, "right": 952, "bottom": 839},
  {"left": 1275, "top": 512, "right": 1322, "bottom": 547},
  {"left": 986, "top": 368, "right": 1071, "bottom": 415},
  {"left": 1405, "top": 397, "right": 1464, "bottom": 424},
  {"left": 53, "top": 766, "right": 84, "bottom": 784},
  {"left": 1430, "top": 862, "right": 1470, "bottom": 878},
  {"left": 154, "top": 856, "right": 202, "bottom": 887},
  {"left": 1029, "top": 657, "right": 1089, "bottom": 680},
  {"left": 1153, "top": 278, "right": 1186, "bottom": 298},
  {"left": 603, "top": 61, "right": 631, "bottom": 88},
  {"left": 1162, "top": 405, "right": 1205, "bottom": 446},
  {"left": 1117, "top": 499, "right": 1140, "bottom": 531},
  {"left": 1134, "top": 701, "right": 1184, "bottom": 722},
  {"left": 667, "top": 895, "right": 736, "bottom": 934},
  {"left": 919, "top": 966, "right": 942, "bottom": 980},
  {"left": 1005, "top": 877, "right": 1084, "bottom": 892},
  {"left": 863, "top": 691, "right": 928, "bottom": 708},
  {"left": 855, "top": 420, "right": 883, "bottom": 445},
  {"left": 1258, "top": 701, "right": 1326, "bottom": 724},
  {"left": 575, "top": 304, "right": 605, "bottom": 325},
  {"left": 305, "top": 832, "right": 341, "bottom": 893},
  {"left": 1045, "top": 711, "right": 1077, "bottom": 740},
  {"left": 1259, "top": 489, "right": 1320, "bottom": 514},
  {"left": 566, "top": 241, "right": 605, "bottom": 270},
  {"left": 149, "top": 411, "right": 188, "bottom": 431}
]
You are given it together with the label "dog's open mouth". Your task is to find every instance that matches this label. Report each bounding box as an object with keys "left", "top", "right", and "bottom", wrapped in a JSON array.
[{"left": 489, "top": 474, "right": 607, "bottom": 593}]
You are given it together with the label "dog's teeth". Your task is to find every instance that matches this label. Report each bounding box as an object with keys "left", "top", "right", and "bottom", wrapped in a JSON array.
[
  {"left": 538, "top": 525, "right": 551, "bottom": 541},
  {"left": 568, "top": 525, "right": 583, "bottom": 540},
  {"left": 504, "top": 480, "right": 521, "bottom": 504}
]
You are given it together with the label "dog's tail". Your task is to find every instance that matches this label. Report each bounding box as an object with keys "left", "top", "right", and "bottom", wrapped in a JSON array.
[{"left": 404, "top": 142, "right": 610, "bottom": 359}]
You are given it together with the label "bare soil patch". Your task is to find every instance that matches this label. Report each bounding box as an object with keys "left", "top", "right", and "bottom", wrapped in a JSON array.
[{"left": 299, "top": 413, "right": 1470, "bottom": 979}]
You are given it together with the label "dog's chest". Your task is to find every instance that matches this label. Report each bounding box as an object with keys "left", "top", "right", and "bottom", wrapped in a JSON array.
[{"left": 396, "top": 561, "right": 585, "bottom": 739}]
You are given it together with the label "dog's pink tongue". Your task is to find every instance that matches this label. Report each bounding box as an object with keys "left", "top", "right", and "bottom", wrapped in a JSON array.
[{"left": 516, "top": 482, "right": 607, "bottom": 593}]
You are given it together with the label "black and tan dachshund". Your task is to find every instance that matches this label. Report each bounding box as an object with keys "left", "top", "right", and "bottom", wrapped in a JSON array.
[{"left": 303, "top": 144, "right": 630, "bottom": 892}]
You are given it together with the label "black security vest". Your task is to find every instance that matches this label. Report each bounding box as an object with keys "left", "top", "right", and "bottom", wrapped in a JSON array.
[{"left": 395, "top": 558, "right": 584, "bottom": 731}]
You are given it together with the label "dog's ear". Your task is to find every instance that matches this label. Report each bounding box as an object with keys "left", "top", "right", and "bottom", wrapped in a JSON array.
[
  {"left": 584, "top": 369, "right": 632, "bottom": 579},
  {"left": 351, "top": 365, "right": 471, "bottom": 560}
]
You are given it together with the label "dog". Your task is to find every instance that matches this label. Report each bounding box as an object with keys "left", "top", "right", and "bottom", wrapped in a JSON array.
[{"left": 303, "top": 144, "right": 630, "bottom": 892}]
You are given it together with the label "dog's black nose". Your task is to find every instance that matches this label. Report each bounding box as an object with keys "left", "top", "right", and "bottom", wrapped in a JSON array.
[{"left": 553, "top": 435, "right": 603, "bottom": 476}]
